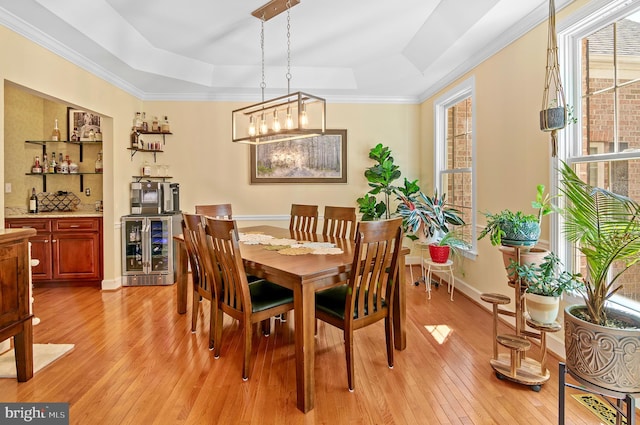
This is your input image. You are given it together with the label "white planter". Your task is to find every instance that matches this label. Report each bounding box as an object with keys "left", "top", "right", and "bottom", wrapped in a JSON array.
[{"left": 525, "top": 293, "right": 560, "bottom": 324}]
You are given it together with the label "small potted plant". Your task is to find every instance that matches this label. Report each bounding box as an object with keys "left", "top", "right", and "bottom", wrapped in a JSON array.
[
  {"left": 478, "top": 184, "right": 555, "bottom": 247},
  {"left": 507, "top": 252, "right": 582, "bottom": 324},
  {"left": 428, "top": 231, "right": 471, "bottom": 264}
]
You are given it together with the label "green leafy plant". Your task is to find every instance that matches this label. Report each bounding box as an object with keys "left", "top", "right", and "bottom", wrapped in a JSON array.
[
  {"left": 559, "top": 161, "right": 640, "bottom": 326},
  {"left": 357, "top": 144, "right": 401, "bottom": 220},
  {"left": 478, "top": 184, "right": 555, "bottom": 246},
  {"left": 394, "top": 179, "right": 465, "bottom": 241},
  {"left": 507, "top": 252, "right": 583, "bottom": 297}
]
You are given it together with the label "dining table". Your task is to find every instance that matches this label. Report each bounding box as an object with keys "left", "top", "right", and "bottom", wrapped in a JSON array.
[{"left": 173, "top": 225, "right": 408, "bottom": 413}]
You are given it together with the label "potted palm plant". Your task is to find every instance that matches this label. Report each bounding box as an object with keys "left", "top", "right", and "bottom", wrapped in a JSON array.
[
  {"left": 559, "top": 161, "right": 640, "bottom": 394},
  {"left": 507, "top": 252, "right": 582, "bottom": 324}
]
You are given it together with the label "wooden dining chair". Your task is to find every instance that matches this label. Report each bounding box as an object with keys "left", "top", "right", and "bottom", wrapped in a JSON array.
[
  {"left": 322, "top": 206, "right": 357, "bottom": 240},
  {"left": 199, "top": 217, "right": 294, "bottom": 380},
  {"left": 315, "top": 217, "right": 403, "bottom": 391},
  {"left": 195, "top": 203, "right": 232, "bottom": 219},
  {"left": 182, "top": 213, "right": 216, "bottom": 350},
  {"left": 289, "top": 204, "right": 318, "bottom": 233}
]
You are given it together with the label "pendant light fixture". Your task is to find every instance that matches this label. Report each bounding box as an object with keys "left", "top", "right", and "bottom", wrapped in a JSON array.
[{"left": 232, "top": 0, "right": 326, "bottom": 145}]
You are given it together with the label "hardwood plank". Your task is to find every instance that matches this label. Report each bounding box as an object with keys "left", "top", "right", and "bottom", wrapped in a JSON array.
[{"left": 0, "top": 269, "right": 636, "bottom": 424}]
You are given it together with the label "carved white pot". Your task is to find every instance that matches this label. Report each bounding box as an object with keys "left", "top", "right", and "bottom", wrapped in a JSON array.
[
  {"left": 564, "top": 305, "right": 640, "bottom": 395},
  {"left": 525, "top": 293, "right": 559, "bottom": 324}
]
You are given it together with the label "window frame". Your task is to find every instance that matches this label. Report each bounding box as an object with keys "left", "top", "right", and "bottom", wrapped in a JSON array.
[
  {"left": 554, "top": 0, "right": 640, "bottom": 310},
  {"left": 434, "top": 76, "right": 477, "bottom": 257}
]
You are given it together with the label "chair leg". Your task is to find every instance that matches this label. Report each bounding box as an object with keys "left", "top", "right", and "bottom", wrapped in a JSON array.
[
  {"left": 261, "top": 318, "right": 271, "bottom": 336},
  {"left": 191, "top": 290, "right": 199, "bottom": 333},
  {"left": 345, "top": 330, "right": 355, "bottom": 392},
  {"left": 385, "top": 316, "right": 394, "bottom": 369},
  {"left": 208, "top": 299, "right": 215, "bottom": 351},
  {"left": 243, "top": 320, "right": 252, "bottom": 381},
  {"left": 213, "top": 307, "right": 223, "bottom": 359}
]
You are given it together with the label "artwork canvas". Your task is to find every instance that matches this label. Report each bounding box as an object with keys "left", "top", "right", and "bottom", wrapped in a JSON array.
[
  {"left": 250, "top": 129, "right": 347, "bottom": 184},
  {"left": 68, "top": 108, "right": 101, "bottom": 141}
]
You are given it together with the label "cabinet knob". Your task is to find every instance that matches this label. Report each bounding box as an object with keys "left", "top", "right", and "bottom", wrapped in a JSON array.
[
  {"left": 52, "top": 239, "right": 57, "bottom": 243},
  {"left": 44, "top": 239, "right": 49, "bottom": 243}
]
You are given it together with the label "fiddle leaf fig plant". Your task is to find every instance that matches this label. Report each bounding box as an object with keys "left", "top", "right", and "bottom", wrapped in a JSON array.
[{"left": 357, "top": 143, "right": 402, "bottom": 220}]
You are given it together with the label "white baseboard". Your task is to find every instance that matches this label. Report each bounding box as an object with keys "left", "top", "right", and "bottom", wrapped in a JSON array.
[{"left": 101, "top": 277, "right": 122, "bottom": 291}]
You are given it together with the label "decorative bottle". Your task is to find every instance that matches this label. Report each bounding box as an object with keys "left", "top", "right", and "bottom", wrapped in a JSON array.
[
  {"left": 68, "top": 155, "right": 79, "bottom": 174},
  {"left": 42, "top": 153, "right": 49, "bottom": 174},
  {"left": 161, "top": 116, "right": 170, "bottom": 133},
  {"left": 95, "top": 128, "right": 102, "bottom": 141},
  {"left": 51, "top": 119, "right": 61, "bottom": 141},
  {"left": 95, "top": 151, "right": 103, "bottom": 173},
  {"left": 133, "top": 112, "right": 144, "bottom": 131},
  {"left": 49, "top": 152, "right": 57, "bottom": 173},
  {"left": 29, "top": 188, "right": 38, "bottom": 214},
  {"left": 151, "top": 116, "right": 160, "bottom": 132},
  {"left": 71, "top": 127, "right": 78, "bottom": 141},
  {"left": 142, "top": 112, "right": 148, "bottom": 132},
  {"left": 60, "top": 154, "right": 70, "bottom": 174},
  {"left": 31, "top": 156, "right": 42, "bottom": 174},
  {"left": 88, "top": 128, "right": 95, "bottom": 141},
  {"left": 56, "top": 153, "right": 64, "bottom": 173}
]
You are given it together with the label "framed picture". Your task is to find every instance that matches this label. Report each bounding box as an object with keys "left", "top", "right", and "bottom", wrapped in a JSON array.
[
  {"left": 67, "top": 108, "right": 101, "bottom": 141},
  {"left": 250, "top": 129, "right": 347, "bottom": 184}
]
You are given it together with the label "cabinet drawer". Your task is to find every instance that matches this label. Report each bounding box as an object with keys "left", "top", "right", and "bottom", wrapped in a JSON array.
[
  {"left": 5, "top": 218, "right": 52, "bottom": 233},
  {"left": 53, "top": 218, "right": 100, "bottom": 232}
]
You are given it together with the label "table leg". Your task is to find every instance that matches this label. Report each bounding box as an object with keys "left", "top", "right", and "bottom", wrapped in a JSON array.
[
  {"left": 175, "top": 239, "right": 188, "bottom": 314},
  {"left": 393, "top": 254, "right": 407, "bottom": 350},
  {"left": 294, "top": 283, "right": 315, "bottom": 413}
]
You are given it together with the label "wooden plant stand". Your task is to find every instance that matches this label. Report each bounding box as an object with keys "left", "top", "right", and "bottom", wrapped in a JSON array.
[{"left": 481, "top": 245, "right": 561, "bottom": 391}]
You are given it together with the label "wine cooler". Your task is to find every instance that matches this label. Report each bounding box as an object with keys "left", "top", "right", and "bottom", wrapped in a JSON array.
[{"left": 121, "top": 214, "right": 180, "bottom": 286}]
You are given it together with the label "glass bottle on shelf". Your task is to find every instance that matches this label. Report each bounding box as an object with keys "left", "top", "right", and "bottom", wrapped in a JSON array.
[
  {"left": 161, "top": 116, "right": 170, "bottom": 133},
  {"left": 133, "top": 112, "right": 143, "bottom": 131},
  {"left": 71, "top": 127, "right": 78, "bottom": 141},
  {"left": 142, "top": 112, "right": 148, "bottom": 132},
  {"left": 95, "top": 151, "right": 103, "bottom": 173},
  {"left": 95, "top": 128, "right": 102, "bottom": 141},
  {"left": 42, "top": 153, "right": 49, "bottom": 174},
  {"left": 68, "top": 155, "right": 79, "bottom": 174},
  {"left": 56, "top": 153, "right": 64, "bottom": 173},
  {"left": 51, "top": 119, "right": 61, "bottom": 141},
  {"left": 31, "top": 156, "right": 42, "bottom": 174},
  {"left": 49, "top": 152, "right": 57, "bottom": 174},
  {"left": 29, "top": 188, "right": 38, "bottom": 214},
  {"left": 60, "top": 154, "right": 69, "bottom": 174},
  {"left": 151, "top": 116, "right": 160, "bottom": 132},
  {"left": 141, "top": 161, "right": 151, "bottom": 177},
  {"left": 88, "top": 128, "right": 95, "bottom": 141}
]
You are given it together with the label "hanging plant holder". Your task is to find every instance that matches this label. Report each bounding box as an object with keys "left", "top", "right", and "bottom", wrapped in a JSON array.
[{"left": 540, "top": 0, "right": 566, "bottom": 157}]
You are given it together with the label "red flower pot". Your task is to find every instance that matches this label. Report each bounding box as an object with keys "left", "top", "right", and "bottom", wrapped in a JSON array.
[{"left": 428, "top": 244, "right": 450, "bottom": 263}]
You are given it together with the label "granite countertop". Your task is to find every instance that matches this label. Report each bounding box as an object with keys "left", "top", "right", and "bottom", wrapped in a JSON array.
[{"left": 5, "top": 206, "right": 103, "bottom": 219}]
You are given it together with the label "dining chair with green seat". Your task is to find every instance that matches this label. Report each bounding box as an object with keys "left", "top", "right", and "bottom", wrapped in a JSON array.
[
  {"left": 182, "top": 212, "right": 216, "bottom": 350},
  {"left": 195, "top": 203, "right": 233, "bottom": 219},
  {"left": 289, "top": 204, "right": 319, "bottom": 233},
  {"left": 199, "top": 217, "right": 295, "bottom": 381},
  {"left": 315, "top": 217, "right": 403, "bottom": 391},
  {"left": 322, "top": 205, "right": 357, "bottom": 240}
]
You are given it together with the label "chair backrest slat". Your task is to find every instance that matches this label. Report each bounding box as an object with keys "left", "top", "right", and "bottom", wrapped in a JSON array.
[
  {"left": 289, "top": 204, "right": 318, "bottom": 233},
  {"left": 322, "top": 206, "right": 356, "bottom": 240},
  {"left": 348, "top": 218, "right": 403, "bottom": 322},
  {"left": 182, "top": 213, "right": 210, "bottom": 294},
  {"left": 195, "top": 204, "right": 233, "bottom": 219}
]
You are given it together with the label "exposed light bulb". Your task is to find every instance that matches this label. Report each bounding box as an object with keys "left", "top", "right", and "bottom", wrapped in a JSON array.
[
  {"left": 260, "top": 113, "right": 268, "bottom": 134},
  {"left": 272, "top": 110, "right": 281, "bottom": 132},
  {"left": 300, "top": 103, "right": 308, "bottom": 127},
  {"left": 285, "top": 106, "right": 294, "bottom": 129},
  {"left": 248, "top": 116, "right": 256, "bottom": 137}
]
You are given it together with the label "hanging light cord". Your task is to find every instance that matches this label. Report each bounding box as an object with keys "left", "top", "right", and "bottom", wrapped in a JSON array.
[
  {"left": 286, "top": 0, "right": 292, "bottom": 94},
  {"left": 260, "top": 13, "right": 266, "bottom": 102}
]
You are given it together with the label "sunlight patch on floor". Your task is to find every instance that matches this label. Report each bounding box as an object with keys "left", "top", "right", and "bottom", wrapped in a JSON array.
[{"left": 424, "top": 324, "right": 452, "bottom": 344}]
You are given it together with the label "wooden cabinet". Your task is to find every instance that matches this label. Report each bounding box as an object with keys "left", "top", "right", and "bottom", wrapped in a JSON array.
[{"left": 5, "top": 216, "right": 103, "bottom": 285}]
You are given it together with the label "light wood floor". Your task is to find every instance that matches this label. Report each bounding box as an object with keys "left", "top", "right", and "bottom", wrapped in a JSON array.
[{"left": 1, "top": 267, "right": 635, "bottom": 424}]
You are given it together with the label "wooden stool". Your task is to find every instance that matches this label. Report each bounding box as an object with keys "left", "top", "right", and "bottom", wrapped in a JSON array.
[
  {"left": 496, "top": 334, "right": 531, "bottom": 377},
  {"left": 480, "top": 293, "right": 511, "bottom": 360}
]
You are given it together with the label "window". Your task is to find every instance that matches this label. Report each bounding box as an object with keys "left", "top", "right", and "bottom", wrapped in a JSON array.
[
  {"left": 434, "top": 77, "right": 476, "bottom": 253},
  {"left": 557, "top": 0, "right": 640, "bottom": 309}
]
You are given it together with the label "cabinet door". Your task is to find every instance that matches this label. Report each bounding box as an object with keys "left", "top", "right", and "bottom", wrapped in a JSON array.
[
  {"left": 29, "top": 234, "right": 53, "bottom": 281},
  {"left": 52, "top": 232, "right": 101, "bottom": 280}
]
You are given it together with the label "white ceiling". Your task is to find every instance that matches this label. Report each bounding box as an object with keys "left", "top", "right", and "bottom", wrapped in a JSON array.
[{"left": 0, "top": 0, "right": 573, "bottom": 103}]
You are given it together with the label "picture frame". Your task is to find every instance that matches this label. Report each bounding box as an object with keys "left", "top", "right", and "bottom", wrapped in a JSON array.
[
  {"left": 67, "top": 108, "right": 101, "bottom": 141},
  {"left": 250, "top": 129, "right": 347, "bottom": 184}
]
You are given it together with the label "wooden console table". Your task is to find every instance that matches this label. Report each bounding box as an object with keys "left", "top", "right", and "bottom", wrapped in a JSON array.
[{"left": 0, "top": 228, "right": 37, "bottom": 381}]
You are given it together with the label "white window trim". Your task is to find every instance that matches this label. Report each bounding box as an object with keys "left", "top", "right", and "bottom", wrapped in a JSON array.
[
  {"left": 554, "top": 0, "right": 640, "bottom": 311},
  {"left": 434, "top": 76, "right": 477, "bottom": 257}
]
